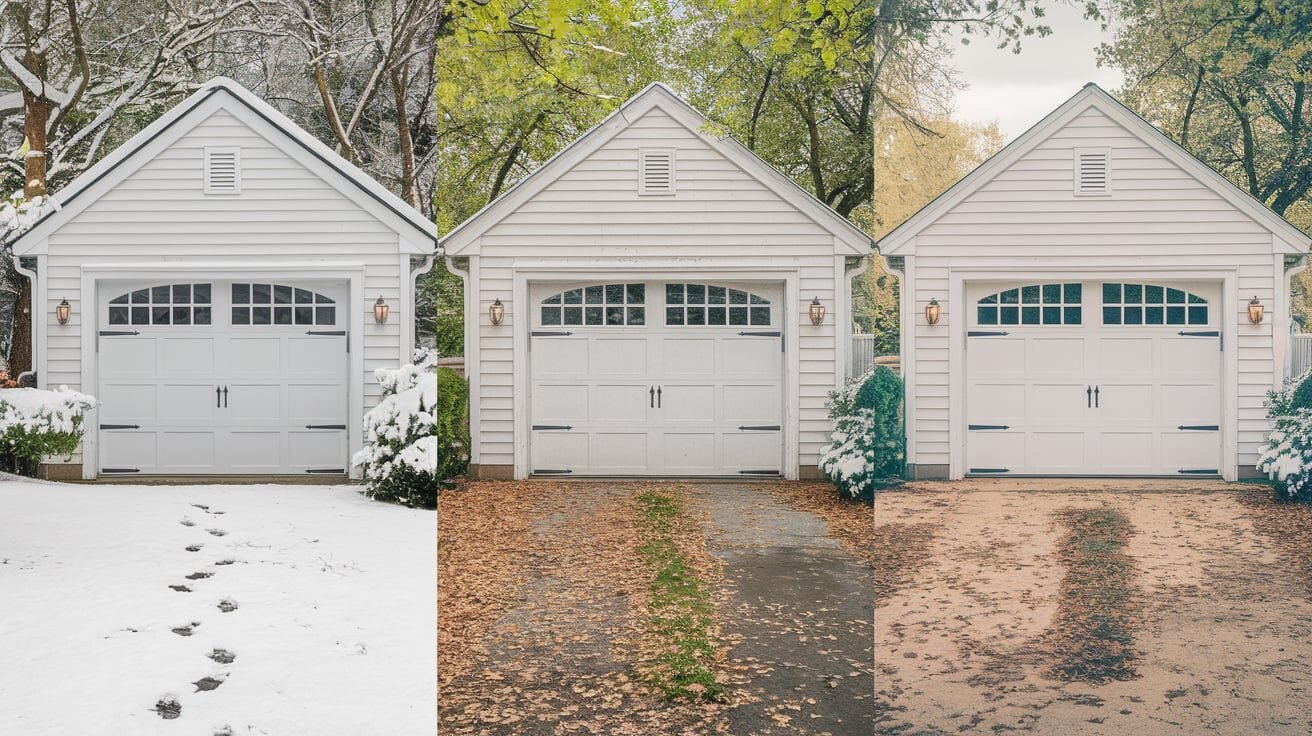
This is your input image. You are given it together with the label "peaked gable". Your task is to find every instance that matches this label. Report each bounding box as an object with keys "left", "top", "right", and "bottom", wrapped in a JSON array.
[
  {"left": 11, "top": 77, "right": 435, "bottom": 255},
  {"left": 879, "top": 84, "right": 1310, "bottom": 256},
  {"left": 439, "top": 83, "right": 872, "bottom": 256}
]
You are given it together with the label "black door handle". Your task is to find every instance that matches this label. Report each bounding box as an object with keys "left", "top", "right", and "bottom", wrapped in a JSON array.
[
  {"left": 1094, "top": 385, "right": 1099, "bottom": 408},
  {"left": 217, "top": 386, "right": 222, "bottom": 408},
  {"left": 649, "top": 386, "right": 655, "bottom": 408},
  {"left": 1086, "top": 385, "right": 1092, "bottom": 408},
  {"left": 222, "top": 386, "right": 229, "bottom": 408},
  {"left": 657, "top": 386, "right": 662, "bottom": 408}
]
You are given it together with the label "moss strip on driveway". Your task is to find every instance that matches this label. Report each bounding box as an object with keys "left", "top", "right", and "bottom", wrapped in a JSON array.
[{"left": 635, "top": 489, "right": 726, "bottom": 702}]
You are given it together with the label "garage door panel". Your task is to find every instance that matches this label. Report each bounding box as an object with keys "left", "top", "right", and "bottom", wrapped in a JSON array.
[
  {"left": 724, "top": 385, "right": 779, "bottom": 424},
  {"left": 592, "top": 433, "right": 649, "bottom": 473},
  {"left": 1161, "top": 339, "right": 1221, "bottom": 379},
  {"left": 228, "top": 431, "right": 283, "bottom": 469},
  {"left": 99, "top": 384, "right": 157, "bottom": 422},
  {"left": 593, "top": 384, "right": 649, "bottom": 422},
  {"left": 1030, "top": 383, "right": 1087, "bottom": 422},
  {"left": 968, "top": 383, "right": 1026, "bottom": 422},
  {"left": 288, "top": 431, "right": 347, "bottom": 467},
  {"left": 662, "top": 384, "right": 716, "bottom": 422},
  {"left": 723, "top": 433, "right": 781, "bottom": 471},
  {"left": 1160, "top": 384, "right": 1221, "bottom": 422},
  {"left": 159, "top": 339, "right": 215, "bottom": 374},
  {"left": 159, "top": 383, "right": 218, "bottom": 421},
  {"left": 662, "top": 339, "right": 716, "bottom": 377},
  {"left": 967, "top": 338, "right": 1026, "bottom": 378},
  {"left": 229, "top": 384, "right": 281, "bottom": 420},
  {"left": 533, "top": 339, "right": 589, "bottom": 378},
  {"left": 1029, "top": 432, "right": 1088, "bottom": 470},
  {"left": 101, "top": 339, "right": 157, "bottom": 375},
  {"left": 287, "top": 384, "right": 346, "bottom": 421},
  {"left": 1099, "top": 338, "right": 1153, "bottom": 378},
  {"left": 533, "top": 384, "right": 590, "bottom": 423},
  {"left": 1098, "top": 432, "right": 1155, "bottom": 469},
  {"left": 532, "top": 431, "right": 587, "bottom": 470},
  {"left": 1161, "top": 432, "right": 1220, "bottom": 469},
  {"left": 661, "top": 433, "right": 717, "bottom": 473},
  {"left": 590, "top": 338, "right": 647, "bottom": 376},
  {"left": 229, "top": 337, "right": 281, "bottom": 375},
  {"left": 721, "top": 339, "right": 780, "bottom": 376},
  {"left": 100, "top": 431, "right": 157, "bottom": 467},
  {"left": 1027, "top": 338, "right": 1086, "bottom": 378},
  {"left": 287, "top": 337, "right": 344, "bottom": 376},
  {"left": 1097, "top": 383, "right": 1153, "bottom": 421},
  {"left": 966, "top": 431, "right": 1025, "bottom": 469},
  {"left": 158, "top": 432, "right": 217, "bottom": 469}
]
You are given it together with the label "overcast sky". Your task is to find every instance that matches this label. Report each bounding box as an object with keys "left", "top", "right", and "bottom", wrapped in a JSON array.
[{"left": 947, "top": 3, "right": 1124, "bottom": 141}]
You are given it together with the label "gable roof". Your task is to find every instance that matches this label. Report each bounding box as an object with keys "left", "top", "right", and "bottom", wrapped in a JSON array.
[
  {"left": 878, "top": 83, "right": 1311, "bottom": 256},
  {"left": 9, "top": 76, "right": 436, "bottom": 255},
  {"left": 438, "top": 82, "right": 873, "bottom": 256}
]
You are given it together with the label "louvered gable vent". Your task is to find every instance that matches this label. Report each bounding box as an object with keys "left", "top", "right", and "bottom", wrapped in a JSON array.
[
  {"left": 1073, "top": 147, "right": 1110, "bottom": 196},
  {"left": 204, "top": 146, "right": 241, "bottom": 194},
  {"left": 638, "top": 148, "right": 675, "bottom": 195}
]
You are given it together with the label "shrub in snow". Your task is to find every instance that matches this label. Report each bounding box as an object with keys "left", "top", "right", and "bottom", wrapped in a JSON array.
[
  {"left": 0, "top": 386, "right": 97, "bottom": 476},
  {"left": 0, "top": 193, "right": 53, "bottom": 238},
  {"left": 818, "top": 365, "right": 905, "bottom": 503},
  {"left": 352, "top": 362, "right": 438, "bottom": 509},
  {"left": 1257, "top": 369, "right": 1312, "bottom": 502},
  {"left": 436, "top": 367, "right": 469, "bottom": 483}
]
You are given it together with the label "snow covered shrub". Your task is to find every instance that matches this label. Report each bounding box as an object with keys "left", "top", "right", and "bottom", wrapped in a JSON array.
[
  {"left": 0, "top": 386, "right": 97, "bottom": 476},
  {"left": 352, "top": 362, "right": 438, "bottom": 509},
  {"left": 1258, "top": 369, "right": 1312, "bottom": 501},
  {"left": 818, "top": 365, "right": 905, "bottom": 503},
  {"left": 436, "top": 367, "right": 469, "bottom": 483}
]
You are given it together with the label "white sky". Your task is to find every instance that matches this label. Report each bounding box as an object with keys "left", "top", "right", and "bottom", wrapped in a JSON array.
[{"left": 947, "top": 2, "right": 1124, "bottom": 142}]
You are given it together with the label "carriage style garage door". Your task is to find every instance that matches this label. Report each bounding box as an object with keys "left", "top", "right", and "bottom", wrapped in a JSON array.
[
  {"left": 965, "top": 280, "right": 1222, "bottom": 476},
  {"left": 530, "top": 281, "right": 783, "bottom": 476},
  {"left": 96, "top": 280, "right": 349, "bottom": 475}
]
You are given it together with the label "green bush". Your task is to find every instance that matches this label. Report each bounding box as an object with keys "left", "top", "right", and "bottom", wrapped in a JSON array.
[
  {"left": 818, "top": 365, "right": 905, "bottom": 503},
  {"left": 0, "top": 388, "right": 97, "bottom": 477},
  {"left": 437, "top": 367, "right": 470, "bottom": 483}
]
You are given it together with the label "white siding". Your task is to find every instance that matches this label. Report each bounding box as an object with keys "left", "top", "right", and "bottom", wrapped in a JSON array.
[
  {"left": 40, "top": 108, "right": 410, "bottom": 464},
  {"left": 905, "top": 106, "right": 1284, "bottom": 474},
  {"left": 469, "top": 107, "right": 848, "bottom": 473}
]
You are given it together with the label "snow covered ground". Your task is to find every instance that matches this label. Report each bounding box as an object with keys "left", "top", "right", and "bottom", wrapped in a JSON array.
[{"left": 0, "top": 479, "right": 435, "bottom": 735}]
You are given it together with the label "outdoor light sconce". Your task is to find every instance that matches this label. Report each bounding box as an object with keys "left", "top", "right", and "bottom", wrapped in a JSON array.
[
  {"left": 1248, "top": 296, "right": 1265, "bottom": 324},
  {"left": 489, "top": 298, "right": 505, "bottom": 325},
  {"left": 55, "top": 298, "right": 71, "bottom": 325},
  {"left": 373, "top": 296, "right": 389, "bottom": 324},
  {"left": 925, "top": 297, "right": 941, "bottom": 325},
  {"left": 808, "top": 296, "right": 825, "bottom": 325}
]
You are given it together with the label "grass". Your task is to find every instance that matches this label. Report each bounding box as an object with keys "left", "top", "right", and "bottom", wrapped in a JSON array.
[
  {"left": 1045, "top": 505, "right": 1139, "bottom": 684},
  {"left": 634, "top": 489, "right": 726, "bottom": 702}
]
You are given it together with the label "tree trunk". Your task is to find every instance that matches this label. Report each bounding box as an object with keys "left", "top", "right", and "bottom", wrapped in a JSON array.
[{"left": 391, "top": 67, "right": 420, "bottom": 209}]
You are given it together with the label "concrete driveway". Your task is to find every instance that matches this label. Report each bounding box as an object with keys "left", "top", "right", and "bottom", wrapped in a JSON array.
[{"left": 875, "top": 479, "right": 1312, "bottom": 735}]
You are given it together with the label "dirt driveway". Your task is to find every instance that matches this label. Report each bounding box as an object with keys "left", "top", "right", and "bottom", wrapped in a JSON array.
[{"left": 876, "top": 479, "right": 1312, "bottom": 735}]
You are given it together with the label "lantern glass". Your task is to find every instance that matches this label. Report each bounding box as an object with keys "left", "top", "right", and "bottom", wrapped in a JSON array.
[
  {"left": 925, "top": 298, "right": 941, "bottom": 325},
  {"left": 490, "top": 299, "right": 505, "bottom": 325},
  {"left": 373, "top": 296, "right": 389, "bottom": 324},
  {"left": 1248, "top": 297, "right": 1264, "bottom": 324},
  {"left": 808, "top": 297, "right": 825, "bottom": 325},
  {"left": 55, "top": 299, "right": 71, "bottom": 325}
]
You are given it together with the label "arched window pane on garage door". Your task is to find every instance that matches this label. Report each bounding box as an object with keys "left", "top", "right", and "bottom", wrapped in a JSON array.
[
  {"left": 1102, "top": 283, "right": 1207, "bottom": 326},
  {"left": 231, "top": 283, "right": 336, "bottom": 326},
  {"left": 665, "top": 284, "right": 771, "bottom": 326},
  {"left": 108, "top": 284, "right": 212, "bottom": 326},
  {"left": 977, "top": 283, "right": 1082, "bottom": 326},
  {"left": 541, "top": 284, "right": 645, "bottom": 326}
]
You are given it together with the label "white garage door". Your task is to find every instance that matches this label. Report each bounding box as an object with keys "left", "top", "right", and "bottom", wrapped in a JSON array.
[
  {"left": 96, "top": 280, "right": 349, "bottom": 476},
  {"left": 966, "top": 280, "right": 1222, "bottom": 476},
  {"left": 530, "top": 281, "right": 783, "bottom": 476}
]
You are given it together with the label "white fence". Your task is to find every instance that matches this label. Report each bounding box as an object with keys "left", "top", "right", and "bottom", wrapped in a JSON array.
[
  {"left": 849, "top": 334, "right": 900, "bottom": 379},
  {"left": 1292, "top": 334, "right": 1312, "bottom": 378}
]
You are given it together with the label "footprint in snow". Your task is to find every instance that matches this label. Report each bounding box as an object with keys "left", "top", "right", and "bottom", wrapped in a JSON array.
[
  {"left": 180, "top": 520, "right": 196, "bottom": 527},
  {"left": 208, "top": 648, "right": 236, "bottom": 664},
  {"left": 214, "top": 727, "right": 233, "bottom": 736},
  {"left": 171, "top": 622, "right": 201, "bottom": 637},
  {"left": 206, "top": 529, "right": 226, "bottom": 537},
  {"left": 193, "top": 675, "right": 225, "bottom": 692},
  {"left": 191, "top": 504, "right": 209, "bottom": 511},
  {"left": 217, "top": 599, "right": 238, "bottom": 613},
  {"left": 214, "top": 560, "right": 235, "bottom": 566},
  {"left": 185, "top": 572, "right": 214, "bottom": 580},
  {"left": 185, "top": 545, "right": 203, "bottom": 552},
  {"left": 153, "top": 696, "right": 181, "bottom": 719},
  {"left": 169, "top": 585, "right": 192, "bottom": 593}
]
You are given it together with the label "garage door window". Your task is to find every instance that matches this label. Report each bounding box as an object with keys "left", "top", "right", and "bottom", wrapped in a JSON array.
[
  {"left": 977, "top": 283, "right": 1081, "bottom": 326},
  {"left": 231, "top": 283, "right": 336, "bottom": 326},
  {"left": 1102, "top": 283, "right": 1207, "bottom": 326},
  {"left": 666, "top": 284, "right": 770, "bottom": 326},
  {"left": 108, "top": 283, "right": 212, "bottom": 326},
  {"left": 541, "top": 284, "right": 645, "bottom": 326}
]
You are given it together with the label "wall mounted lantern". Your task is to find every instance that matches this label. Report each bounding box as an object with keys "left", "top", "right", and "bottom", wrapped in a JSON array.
[
  {"left": 925, "top": 297, "right": 941, "bottom": 325},
  {"left": 55, "top": 298, "right": 71, "bottom": 325},
  {"left": 489, "top": 298, "right": 505, "bottom": 326},
  {"left": 808, "top": 297, "right": 825, "bottom": 325},
  {"left": 373, "top": 296, "right": 390, "bottom": 324},
  {"left": 1248, "top": 296, "right": 1265, "bottom": 324}
]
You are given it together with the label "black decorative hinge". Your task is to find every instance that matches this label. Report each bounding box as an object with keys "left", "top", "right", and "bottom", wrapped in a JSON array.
[
  {"left": 738, "top": 331, "right": 781, "bottom": 337},
  {"left": 738, "top": 425, "right": 781, "bottom": 431},
  {"left": 101, "top": 467, "right": 140, "bottom": 474},
  {"left": 306, "top": 330, "right": 347, "bottom": 336},
  {"left": 531, "top": 425, "right": 573, "bottom": 431},
  {"left": 98, "top": 330, "right": 139, "bottom": 336},
  {"left": 1178, "top": 425, "right": 1219, "bottom": 431},
  {"left": 968, "top": 424, "right": 1010, "bottom": 430},
  {"left": 306, "top": 468, "right": 346, "bottom": 474},
  {"left": 969, "top": 467, "right": 1010, "bottom": 474},
  {"left": 1178, "top": 330, "right": 1220, "bottom": 337},
  {"left": 1178, "top": 468, "right": 1219, "bottom": 475},
  {"left": 305, "top": 424, "right": 347, "bottom": 430},
  {"left": 739, "top": 469, "right": 781, "bottom": 475},
  {"left": 533, "top": 469, "right": 573, "bottom": 475},
  {"left": 531, "top": 331, "right": 573, "bottom": 337},
  {"left": 99, "top": 424, "right": 140, "bottom": 430},
  {"left": 967, "top": 331, "right": 1009, "bottom": 337}
]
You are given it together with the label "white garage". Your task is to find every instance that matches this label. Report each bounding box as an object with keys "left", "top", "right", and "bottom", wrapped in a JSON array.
[
  {"left": 440, "top": 84, "right": 873, "bottom": 480},
  {"left": 880, "top": 84, "right": 1311, "bottom": 481},
  {"left": 7, "top": 78, "right": 436, "bottom": 480}
]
